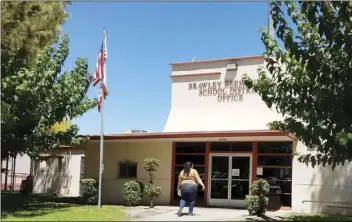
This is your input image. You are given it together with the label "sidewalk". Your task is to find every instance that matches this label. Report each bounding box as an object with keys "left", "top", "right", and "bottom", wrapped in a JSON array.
[{"left": 128, "top": 206, "right": 248, "bottom": 221}]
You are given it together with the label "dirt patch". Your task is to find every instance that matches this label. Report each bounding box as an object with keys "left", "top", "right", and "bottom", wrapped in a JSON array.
[{"left": 124, "top": 206, "right": 178, "bottom": 220}]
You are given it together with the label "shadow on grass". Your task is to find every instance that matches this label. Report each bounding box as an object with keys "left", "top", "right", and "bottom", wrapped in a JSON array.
[
  {"left": 241, "top": 214, "right": 352, "bottom": 221},
  {"left": 1, "top": 192, "right": 84, "bottom": 219},
  {"left": 281, "top": 214, "right": 352, "bottom": 221}
]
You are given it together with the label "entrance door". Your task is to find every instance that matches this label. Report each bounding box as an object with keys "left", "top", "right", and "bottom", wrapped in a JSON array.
[{"left": 208, "top": 154, "right": 252, "bottom": 207}]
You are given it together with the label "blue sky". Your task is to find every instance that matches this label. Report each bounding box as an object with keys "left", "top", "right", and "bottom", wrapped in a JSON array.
[{"left": 62, "top": 2, "right": 270, "bottom": 135}]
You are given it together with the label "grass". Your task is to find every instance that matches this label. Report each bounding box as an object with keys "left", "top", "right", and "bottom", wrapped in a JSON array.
[
  {"left": 231, "top": 212, "right": 352, "bottom": 221},
  {"left": 284, "top": 213, "right": 352, "bottom": 221},
  {"left": 2, "top": 192, "right": 128, "bottom": 221}
]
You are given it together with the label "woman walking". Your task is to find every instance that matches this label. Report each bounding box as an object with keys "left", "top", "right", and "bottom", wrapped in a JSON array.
[{"left": 176, "top": 162, "right": 205, "bottom": 217}]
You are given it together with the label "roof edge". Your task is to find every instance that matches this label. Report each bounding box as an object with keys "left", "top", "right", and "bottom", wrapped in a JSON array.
[
  {"left": 88, "top": 130, "right": 296, "bottom": 141},
  {"left": 169, "top": 55, "right": 264, "bottom": 66}
]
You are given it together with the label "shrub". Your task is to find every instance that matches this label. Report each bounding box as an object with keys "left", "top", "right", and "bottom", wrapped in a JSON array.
[
  {"left": 80, "top": 178, "right": 98, "bottom": 204},
  {"left": 20, "top": 175, "right": 33, "bottom": 195},
  {"left": 245, "top": 179, "right": 270, "bottom": 216},
  {"left": 144, "top": 184, "right": 161, "bottom": 201},
  {"left": 123, "top": 180, "right": 144, "bottom": 206},
  {"left": 143, "top": 158, "right": 162, "bottom": 208}
]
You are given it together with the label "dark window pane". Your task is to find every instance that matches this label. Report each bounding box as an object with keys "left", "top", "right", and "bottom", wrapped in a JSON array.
[
  {"left": 128, "top": 164, "right": 137, "bottom": 178},
  {"left": 256, "top": 167, "right": 292, "bottom": 207},
  {"left": 258, "top": 142, "right": 292, "bottom": 154},
  {"left": 211, "top": 142, "right": 230, "bottom": 152},
  {"left": 231, "top": 180, "right": 250, "bottom": 200},
  {"left": 118, "top": 163, "right": 137, "bottom": 178},
  {"left": 210, "top": 142, "right": 252, "bottom": 152},
  {"left": 257, "top": 155, "right": 292, "bottom": 166},
  {"left": 231, "top": 156, "right": 250, "bottom": 179},
  {"left": 210, "top": 179, "right": 228, "bottom": 199},
  {"left": 119, "top": 164, "right": 128, "bottom": 177},
  {"left": 256, "top": 167, "right": 292, "bottom": 180},
  {"left": 175, "top": 155, "right": 205, "bottom": 165},
  {"left": 268, "top": 193, "right": 292, "bottom": 208},
  {"left": 211, "top": 156, "right": 229, "bottom": 179},
  {"left": 175, "top": 142, "right": 206, "bottom": 153}
]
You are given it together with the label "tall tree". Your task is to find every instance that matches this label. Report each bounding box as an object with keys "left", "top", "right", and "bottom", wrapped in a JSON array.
[
  {"left": 242, "top": 1, "right": 352, "bottom": 168},
  {"left": 1, "top": 34, "right": 97, "bottom": 160},
  {"left": 1, "top": 1, "right": 69, "bottom": 78}
]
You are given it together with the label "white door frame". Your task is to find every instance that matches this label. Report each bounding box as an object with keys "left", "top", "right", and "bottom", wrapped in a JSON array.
[{"left": 208, "top": 153, "right": 252, "bottom": 207}]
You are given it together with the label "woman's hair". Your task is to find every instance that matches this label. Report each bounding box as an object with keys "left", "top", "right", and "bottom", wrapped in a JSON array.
[{"left": 183, "top": 162, "right": 194, "bottom": 176}]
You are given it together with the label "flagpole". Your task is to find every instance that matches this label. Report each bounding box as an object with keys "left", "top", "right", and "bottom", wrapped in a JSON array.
[
  {"left": 98, "top": 29, "right": 106, "bottom": 209},
  {"left": 268, "top": 1, "right": 275, "bottom": 39}
]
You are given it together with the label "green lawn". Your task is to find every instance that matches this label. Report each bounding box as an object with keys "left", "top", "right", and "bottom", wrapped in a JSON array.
[
  {"left": 285, "top": 213, "right": 352, "bottom": 221},
  {"left": 2, "top": 192, "right": 128, "bottom": 221},
  {"left": 230, "top": 213, "right": 352, "bottom": 221}
]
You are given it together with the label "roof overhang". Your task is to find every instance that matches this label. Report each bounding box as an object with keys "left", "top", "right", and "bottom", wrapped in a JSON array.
[
  {"left": 169, "top": 55, "right": 264, "bottom": 66},
  {"left": 88, "top": 130, "right": 296, "bottom": 142}
]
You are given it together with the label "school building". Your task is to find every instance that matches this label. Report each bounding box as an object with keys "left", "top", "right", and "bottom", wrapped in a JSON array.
[{"left": 36, "top": 55, "right": 352, "bottom": 215}]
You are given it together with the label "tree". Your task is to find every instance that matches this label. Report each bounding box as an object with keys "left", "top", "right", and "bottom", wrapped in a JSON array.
[
  {"left": 143, "top": 158, "right": 162, "bottom": 208},
  {"left": 1, "top": 1, "right": 69, "bottom": 78},
  {"left": 1, "top": 34, "right": 97, "bottom": 160},
  {"left": 242, "top": 1, "right": 352, "bottom": 168}
]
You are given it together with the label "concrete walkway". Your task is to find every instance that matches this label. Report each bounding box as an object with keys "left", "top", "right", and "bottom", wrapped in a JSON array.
[
  {"left": 126, "top": 206, "right": 293, "bottom": 221},
  {"left": 128, "top": 206, "right": 247, "bottom": 221}
]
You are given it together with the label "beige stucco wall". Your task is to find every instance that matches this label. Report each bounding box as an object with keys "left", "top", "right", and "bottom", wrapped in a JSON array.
[
  {"left": 84, "top": 140, "right": 173, "bottom": 205},
  {"left": 292, "top": 141, "right": 352, "bottom": 215},
  {"left": 164, "top": 57, "right": 352, "bottom": 214},
  {"left": 164, "top": 57, "right": 283, "bottom": 132},
  {"left": 33, "top": 149, "right": 84, "bottom": 196}
]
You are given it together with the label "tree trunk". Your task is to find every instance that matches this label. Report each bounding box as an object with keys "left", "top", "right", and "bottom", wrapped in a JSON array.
[
  {"left": 4, "top": 157, "right": 9, "bottom": 191},
  {"left": 150, "top": 199, "right": 154, "bottom": 208}
]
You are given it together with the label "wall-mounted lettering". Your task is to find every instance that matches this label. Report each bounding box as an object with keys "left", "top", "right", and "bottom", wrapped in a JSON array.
[{"left": 187, "top": 80, "right": 255, "bottom": 102}]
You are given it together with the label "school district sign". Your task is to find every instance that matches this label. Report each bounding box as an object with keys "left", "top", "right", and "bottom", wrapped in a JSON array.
[{"left": 188, "top": 80, "right": 255, "bottom": 102}]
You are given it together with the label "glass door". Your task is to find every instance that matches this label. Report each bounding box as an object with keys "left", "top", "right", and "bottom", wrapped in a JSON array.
[
  {"left": 208, "top": 154, "right": 252, "bottom": 207},
  {"left": 208, "top": 155, "right": 229, "bottom": 206},
  {"left": 229, "top": 155, "right": 251, "bottom": 207}
]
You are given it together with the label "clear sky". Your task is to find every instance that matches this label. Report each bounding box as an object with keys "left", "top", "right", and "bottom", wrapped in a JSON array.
[{"left": 61, "top": 2, "right": 270, "bottom": 135}]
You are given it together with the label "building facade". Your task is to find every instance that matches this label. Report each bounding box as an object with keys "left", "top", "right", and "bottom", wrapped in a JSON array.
[
  {"left": 33, "top": 147, "right": 85, "bottom": 196},
  {"left": 84, "top": 55, "right": 352, "bottom": 214}
]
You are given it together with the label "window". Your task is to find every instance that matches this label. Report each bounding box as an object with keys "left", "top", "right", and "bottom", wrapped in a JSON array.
[
  {"left": 57, "top": 156, "right": 63, "bottom": 172},
  {"left": 257, "top": 142, "right": 293, "bottom": 208},
  {"left": 117, "top": 162, "right": 137, "bottom": 178},
  {"left": 173, "top": 142, "right": 206, "bottom": 202},
  {"left": 210, "top": 142, "right": 252, "bottom": 152},
  {"left": 80, "top": 157, "right": 85, "bottom": 179}
]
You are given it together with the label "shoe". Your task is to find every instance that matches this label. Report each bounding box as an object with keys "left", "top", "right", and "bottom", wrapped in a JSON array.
[
  {"left": 189, "top": 213, "right": 196, "bottom": 216},
  {"left": 177, "top": 208, "right": 182, "bottom": 217}
]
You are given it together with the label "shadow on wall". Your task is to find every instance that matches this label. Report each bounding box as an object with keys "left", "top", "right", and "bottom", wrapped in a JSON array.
[
  {"left": 307, "top": 161, "right": 352, "bottom": 215},
  {"left": 34, "top": 152, "right": 72, "bottom": 196}
]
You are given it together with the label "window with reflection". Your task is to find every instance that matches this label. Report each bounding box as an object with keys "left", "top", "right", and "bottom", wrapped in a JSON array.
[
  {"left": 210, "top": 142, "right": 252, "bottom": 152},
  {"left": 176, "top": 142, "right": 206, "bottom": 153},
  {"left": 172, "top": 142, "right": 206, "bottom": 202},
  {"left": 257, "top": 142, "right": 293, "bottom": 208},
  {"left": 176, "top": 155, "right": 205, "bottom": 165},
  {"left": 258, "top": 142, "right": 292, "bottom": 154},
  {"left": 257, "top": 155, "right": 292, "bottom": 166}
]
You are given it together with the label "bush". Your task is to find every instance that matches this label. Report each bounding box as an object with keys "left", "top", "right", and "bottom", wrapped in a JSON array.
[
  {"left": 20, "top": 175, "right": 33, "bottom": 195},
  {"left": 80, "top": 178, "right": 98, "bottom": 204},
  {"left": 143, "top": 158, "right": 162, "bottom": 208},
  {"left": 245, "top": 179, "right": 270, "bottom": 216},
  {"left": 123, "top": 180, "right": 144, "bottom": 206},
  {"left": 144, "top": 184, "right": 161, "bottom": 200}
]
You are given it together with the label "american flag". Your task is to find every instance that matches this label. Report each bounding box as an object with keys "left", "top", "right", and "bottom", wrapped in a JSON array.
[{"left": 94, "top": 29, "right": 107, "bottom": 112}]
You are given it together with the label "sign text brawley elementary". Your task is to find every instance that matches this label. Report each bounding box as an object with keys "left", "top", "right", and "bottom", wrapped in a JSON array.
[{"left": 188, "top": 79, "right": 255, "bottom": 102}]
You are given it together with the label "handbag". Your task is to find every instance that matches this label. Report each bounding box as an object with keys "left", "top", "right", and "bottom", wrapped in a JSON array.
[{"left": 177, "top": 188, "right": 181, "bottom": 197}]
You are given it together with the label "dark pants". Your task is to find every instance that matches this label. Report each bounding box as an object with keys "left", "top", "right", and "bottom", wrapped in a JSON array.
[{"left": 179, "top": 183, "right": 197, "bottom": 213}]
